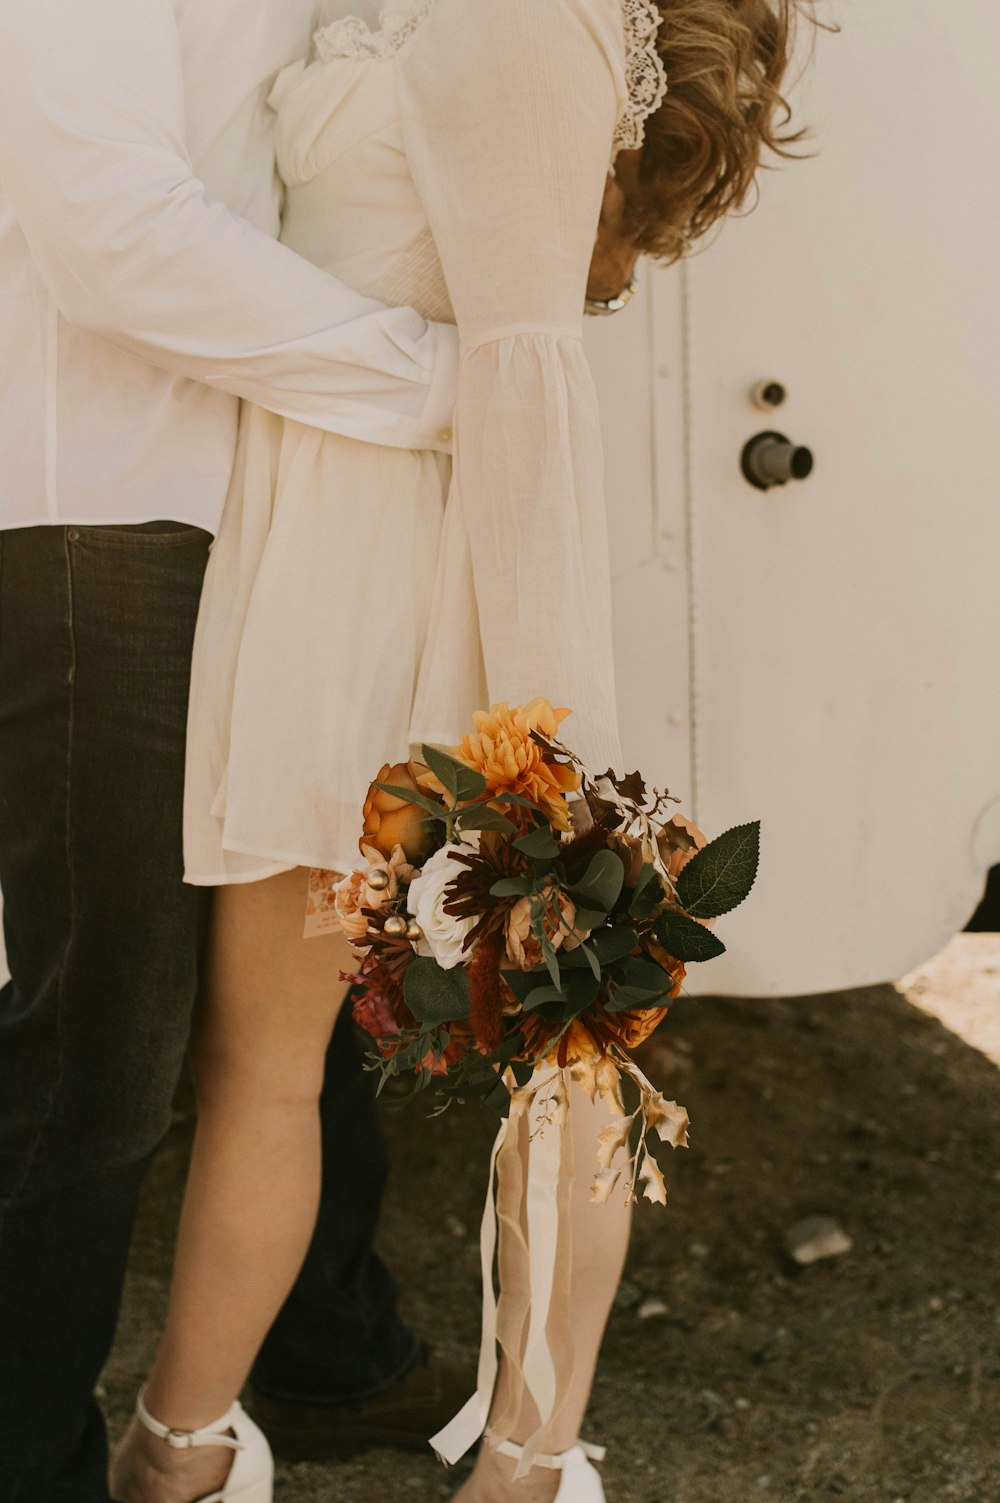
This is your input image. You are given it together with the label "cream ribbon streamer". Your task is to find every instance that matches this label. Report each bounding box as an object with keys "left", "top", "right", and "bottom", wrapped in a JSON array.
[
  {"left": 430, "top": 1112, "right": 508, "bottom": 1464},
  {"left": 430, "top": 1066, "right": 570, "bottom": 1477}
]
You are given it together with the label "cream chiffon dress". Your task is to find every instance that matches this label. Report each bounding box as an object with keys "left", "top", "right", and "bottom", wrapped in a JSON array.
[{"left": 183, "top": 0, "right": 667, "bottom": 885}]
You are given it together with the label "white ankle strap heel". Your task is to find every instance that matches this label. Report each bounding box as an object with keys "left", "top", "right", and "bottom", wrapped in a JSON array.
[
  {"left": 488, "top": 1434, "right": 607, "bottom": 1501},
  {"left": 135, "top": 1389, "right": 274, "bottom": 1503}
]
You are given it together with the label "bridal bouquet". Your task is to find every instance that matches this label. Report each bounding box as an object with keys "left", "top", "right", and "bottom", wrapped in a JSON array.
[{"left": 315, "top": 698, "right": 758, "bottom": 1205}]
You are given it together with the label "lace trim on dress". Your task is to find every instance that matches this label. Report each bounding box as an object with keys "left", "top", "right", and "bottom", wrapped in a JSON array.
[
  {"left": 613, "top": 0, "right": 669, "bottom": 156},
  {"left": 312, "top": 0, "right": 433, "bottom": 63},
  {"left": 312, "top": 0, "right": 667, "bottom": 150}
]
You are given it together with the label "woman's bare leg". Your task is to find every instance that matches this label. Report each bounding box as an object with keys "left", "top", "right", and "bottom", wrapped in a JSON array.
[
  {"left": 454, "top": 1081, "right": 632, "bottom": 1503},
  {"left": 111, "top": 868, "right": 354, "bottom": 1503}
]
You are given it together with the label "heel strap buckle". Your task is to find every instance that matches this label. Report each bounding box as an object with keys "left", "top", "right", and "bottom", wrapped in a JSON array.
[
  {"left": 136, "top": 1388, "right": 244, "bottom": 1452},
  {"left": 487, "top": 1431, "right": 606, "bottom": 1469}
]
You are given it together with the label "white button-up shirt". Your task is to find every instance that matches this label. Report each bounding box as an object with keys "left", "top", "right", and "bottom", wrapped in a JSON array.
[{"left": 0, "top": 0, "right": 458, "bottom": 534}]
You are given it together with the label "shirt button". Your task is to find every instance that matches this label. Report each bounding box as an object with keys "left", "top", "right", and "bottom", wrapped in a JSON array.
[
  {"left": 67, "top": 529, "right": 80, "bottom": 542},
  {"left": 438, "top": 428, "right": 452, "bottom": 445}
]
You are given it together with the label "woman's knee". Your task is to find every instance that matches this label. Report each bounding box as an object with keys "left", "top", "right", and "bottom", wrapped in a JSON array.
[{"left": 188, "top": 1026, "right": 328, "bottom": 1115}]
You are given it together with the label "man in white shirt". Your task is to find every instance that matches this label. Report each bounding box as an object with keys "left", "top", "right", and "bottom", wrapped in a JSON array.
[{"left": 0, "top": 2, "right": 464, "bottom": 1498}]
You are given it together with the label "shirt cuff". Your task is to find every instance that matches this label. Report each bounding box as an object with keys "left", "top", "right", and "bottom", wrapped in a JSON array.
[{"left": 421, "top": 320, "right": 460, "bottom": 454}]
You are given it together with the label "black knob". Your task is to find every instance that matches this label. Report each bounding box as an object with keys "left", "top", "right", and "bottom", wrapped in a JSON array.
[{"left": 741, "top": 430, "right": 814, "bottom": 492}]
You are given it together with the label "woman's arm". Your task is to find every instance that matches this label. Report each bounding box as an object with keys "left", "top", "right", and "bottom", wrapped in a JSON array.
[
  {"left": 0, "top": 0, "right": 456, "bottom": 451},
  {"left": 399, "top": 0, "right": 627, "bottom": 770}
]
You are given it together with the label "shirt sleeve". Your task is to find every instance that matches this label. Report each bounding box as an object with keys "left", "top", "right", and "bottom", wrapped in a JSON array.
[
  {"left": 398, "top": 0, "right": 626, "bottom": 771},
  {"left": 0, "top": 0, "right": 456, "bottom": 452}
]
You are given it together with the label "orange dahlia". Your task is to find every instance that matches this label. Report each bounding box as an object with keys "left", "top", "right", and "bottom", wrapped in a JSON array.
[{"left": 451, "top": 699, "right": 582, "bottom": 831}]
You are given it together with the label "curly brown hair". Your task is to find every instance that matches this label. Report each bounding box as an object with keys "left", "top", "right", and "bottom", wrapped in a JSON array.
[{"left": 628, "top": 0, "right": 817, "bottom": 262}]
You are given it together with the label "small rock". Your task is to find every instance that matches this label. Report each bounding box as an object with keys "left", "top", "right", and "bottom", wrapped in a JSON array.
[
  {"left": 638, "top": 1296, "right": 670, "bottom": 1320},
  {"left": 928, "top": 1296, "right": 945, "bottom": 1313},
  {"left": 734, "top": 1397, "right": 751, "bottom": 1410},
  {"left": 784, "top": 1215, "right": 853, "bottom": 1266},
  {"left": 445, "top": 1214, "right": 467, "bottom": 1239},
  {"left": 614, "top": 1278, "right": 643, "bottom": 1311},
  {"left": 756, "top": 1475, "right": 771, "bottom": 1490},
  {"left": 688, "top": 1241, "right": 710, "bottom": 1260}
]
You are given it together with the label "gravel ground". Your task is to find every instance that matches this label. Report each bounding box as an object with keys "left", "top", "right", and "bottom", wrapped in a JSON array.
[{"left": 103, "top": 949, "right": 1000, "bottom": 1503}]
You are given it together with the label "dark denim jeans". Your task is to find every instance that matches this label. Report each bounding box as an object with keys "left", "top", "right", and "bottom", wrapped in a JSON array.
[{"left": 0, "top": 526, "right": 416, "bottom": 1502}]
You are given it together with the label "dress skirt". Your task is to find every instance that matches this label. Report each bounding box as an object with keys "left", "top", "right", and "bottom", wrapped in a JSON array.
[{"left": 183, "top": 403, "right": 453, "bottom": 884}]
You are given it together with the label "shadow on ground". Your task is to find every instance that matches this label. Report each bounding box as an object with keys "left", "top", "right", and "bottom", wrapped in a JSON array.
[{"left": 104, "top": 986, "right": 1000, "bottom": 1503}]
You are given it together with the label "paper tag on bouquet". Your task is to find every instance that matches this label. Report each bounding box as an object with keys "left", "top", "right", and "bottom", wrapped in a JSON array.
[{"left": 303, "top": 867, "right": 343, "bottom": 940}]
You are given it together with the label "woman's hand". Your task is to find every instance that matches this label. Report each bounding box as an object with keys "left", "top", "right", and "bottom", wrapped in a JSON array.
[{"left": 586, "top": 166, "right": 640, "bottom": 304}]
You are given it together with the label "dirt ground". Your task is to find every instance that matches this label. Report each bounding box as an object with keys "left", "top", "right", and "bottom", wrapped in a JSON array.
[{"left": 103, "top": 945, "right": 1000, "bottom": 1503}]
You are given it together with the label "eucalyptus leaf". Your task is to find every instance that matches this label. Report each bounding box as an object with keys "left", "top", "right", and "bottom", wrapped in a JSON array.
[
  {"left": 615, "top": 955, "right": 676, "bottom": 994},
  {"left": 374, "top": 781, "right": 448, "bottom": 819},
  {"left": 654, "top": 910, "right": 726, "bottom": 963},
  {"left": 520, "top": 983, "right": 567, "bottom": 1009},
  {"left": 456, "top": 806, "right": 517, "bottom": 834},
  {"left": 569, "top": 906, "right": 610, "bottom": 935},
  {"left": 563, "top": 968, "right": 602, "bottom": 1012},
  {"left": 494, "top": 791, "right": 547, "bottom": 811},
  {"left": 567, "top": 849, "right": 625, "bottom": 914},
  {"left": 490, "top": 876, "right": 535, "bottom": 898},
  {"left": 514, "top": 824, "right": 562, "bottom": 860},
  {"left": 419, "top": 744, "right": 459, "bottom": 798},
  {"left": 675, "top": 820, "right": 760, "bottom": 919},
  {"left": 629, "top": 862, "right": 664, "bottom": 919},
  {"left": 540, "top": 933, "right": 561, "bottom": 988},
  {"left": 605, "top": 982, "right": 674, "bottom": 1012},
  {"left": 500, "top": 967, "right": 550, "bottom": 1002},
  {"left": 403, "top": 956, "right": 471, "bottom": 1024},
  {"left": 588, "top": 926, "right": 640, "bottom": 965},
  {"left": 578, "top": 942, "right": 602, "bottom": 980}
]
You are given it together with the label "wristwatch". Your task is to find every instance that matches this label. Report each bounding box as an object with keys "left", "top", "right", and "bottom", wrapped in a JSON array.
[{"left": 584, "top": 268, "right": 640, "bottom": 317}]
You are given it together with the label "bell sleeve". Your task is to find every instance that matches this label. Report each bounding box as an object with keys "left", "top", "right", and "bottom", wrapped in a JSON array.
[{"left": 398, "top": 0, "right": 627, "bottom": 772}]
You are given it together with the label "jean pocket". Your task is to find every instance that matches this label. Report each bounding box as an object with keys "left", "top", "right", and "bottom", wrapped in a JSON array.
[{"left": 69, "top": 522, "right": 210, "bottom": 550}]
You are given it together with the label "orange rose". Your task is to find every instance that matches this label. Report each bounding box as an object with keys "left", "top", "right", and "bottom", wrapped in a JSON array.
[
  {"left": 504, "top": 884, "right": 580, "bottom": 969},
  {"left": 360, "top": 760, "right": 443, "bottom": 864}
]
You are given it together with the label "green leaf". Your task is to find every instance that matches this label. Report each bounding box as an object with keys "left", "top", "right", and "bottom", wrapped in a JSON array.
[
  {"left": 616, "top": 955, "right": 676, "bottom": 993},
  {"left": 563, "top": 968, "right": 602, "bottom": 1011},
  {"left": 374, "top": 781, "right": 447, "bottom": 819},
  {"left": 540, "top": 932, "right": 561, "bottom": 988},
  {"left": 567, "top": 849, "right": 625, "bottom": 914},
  {"left": 629, "top": 862, "right": 664, "bottom": 919},
  {"left": 419, "top": 744, "right": 459, "bottom": 798},
  {"left": 588, "top": 926, "right": 640, "bottom": 965},
  {"left": 675, "top": 821, "right": 760, "bottom": 919},
  {"left": 514, "top": 824, "right": 562, "bottom": 860},
  {"left": 500, "top": 967, "right": 550, "bottom": 1002},
  {"left": 403, "top": 956, "right": 471, "bottom": 1024},
  {"left": 420, "top": 745, "right": 488, "bottom": 804},
  {"left": 558, "top": 946, "right": 592, "bottom": 971},
  {"left": 456, "top": 806, "right": 517, "bottom": 834},
  {"left": 569, "top": 906, "right": 610, "bottom": 936},
  {"left": 490, "top": 876, "right": 535, "bottom": 898},
  {"left": 654, "top": 910, "right": 726, "bottom": 963},
  {"left": 605, "top": 981, "right": 673, "bottom": 1013},
  {"left": 521, "top": 983, "right": 567, "bottom": 1009},
  {"left": 494, "top": 791, "right": 547, "bottom": 811},
  {"left": 578, "top": 942, "right": 602, "bottom": 980}
]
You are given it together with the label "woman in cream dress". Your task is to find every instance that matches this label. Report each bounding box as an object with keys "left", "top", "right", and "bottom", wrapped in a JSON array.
[{"left": 111, "top": 3, "right": 807, "bottom": 1500}]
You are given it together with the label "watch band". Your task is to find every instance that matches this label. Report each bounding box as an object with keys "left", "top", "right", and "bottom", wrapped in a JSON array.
[{"left": 584, "top": 269, "right": 639, "bottom": 317}]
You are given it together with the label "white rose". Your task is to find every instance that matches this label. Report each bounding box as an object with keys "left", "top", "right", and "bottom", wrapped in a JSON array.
[{"left": 406, "top": 838, "right": 479, "bottom": 970}]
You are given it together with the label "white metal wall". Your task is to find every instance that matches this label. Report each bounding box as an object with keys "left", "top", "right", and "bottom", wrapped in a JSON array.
[{"left": 588, "top": 0, "right": 1000, "bottom": 996}]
